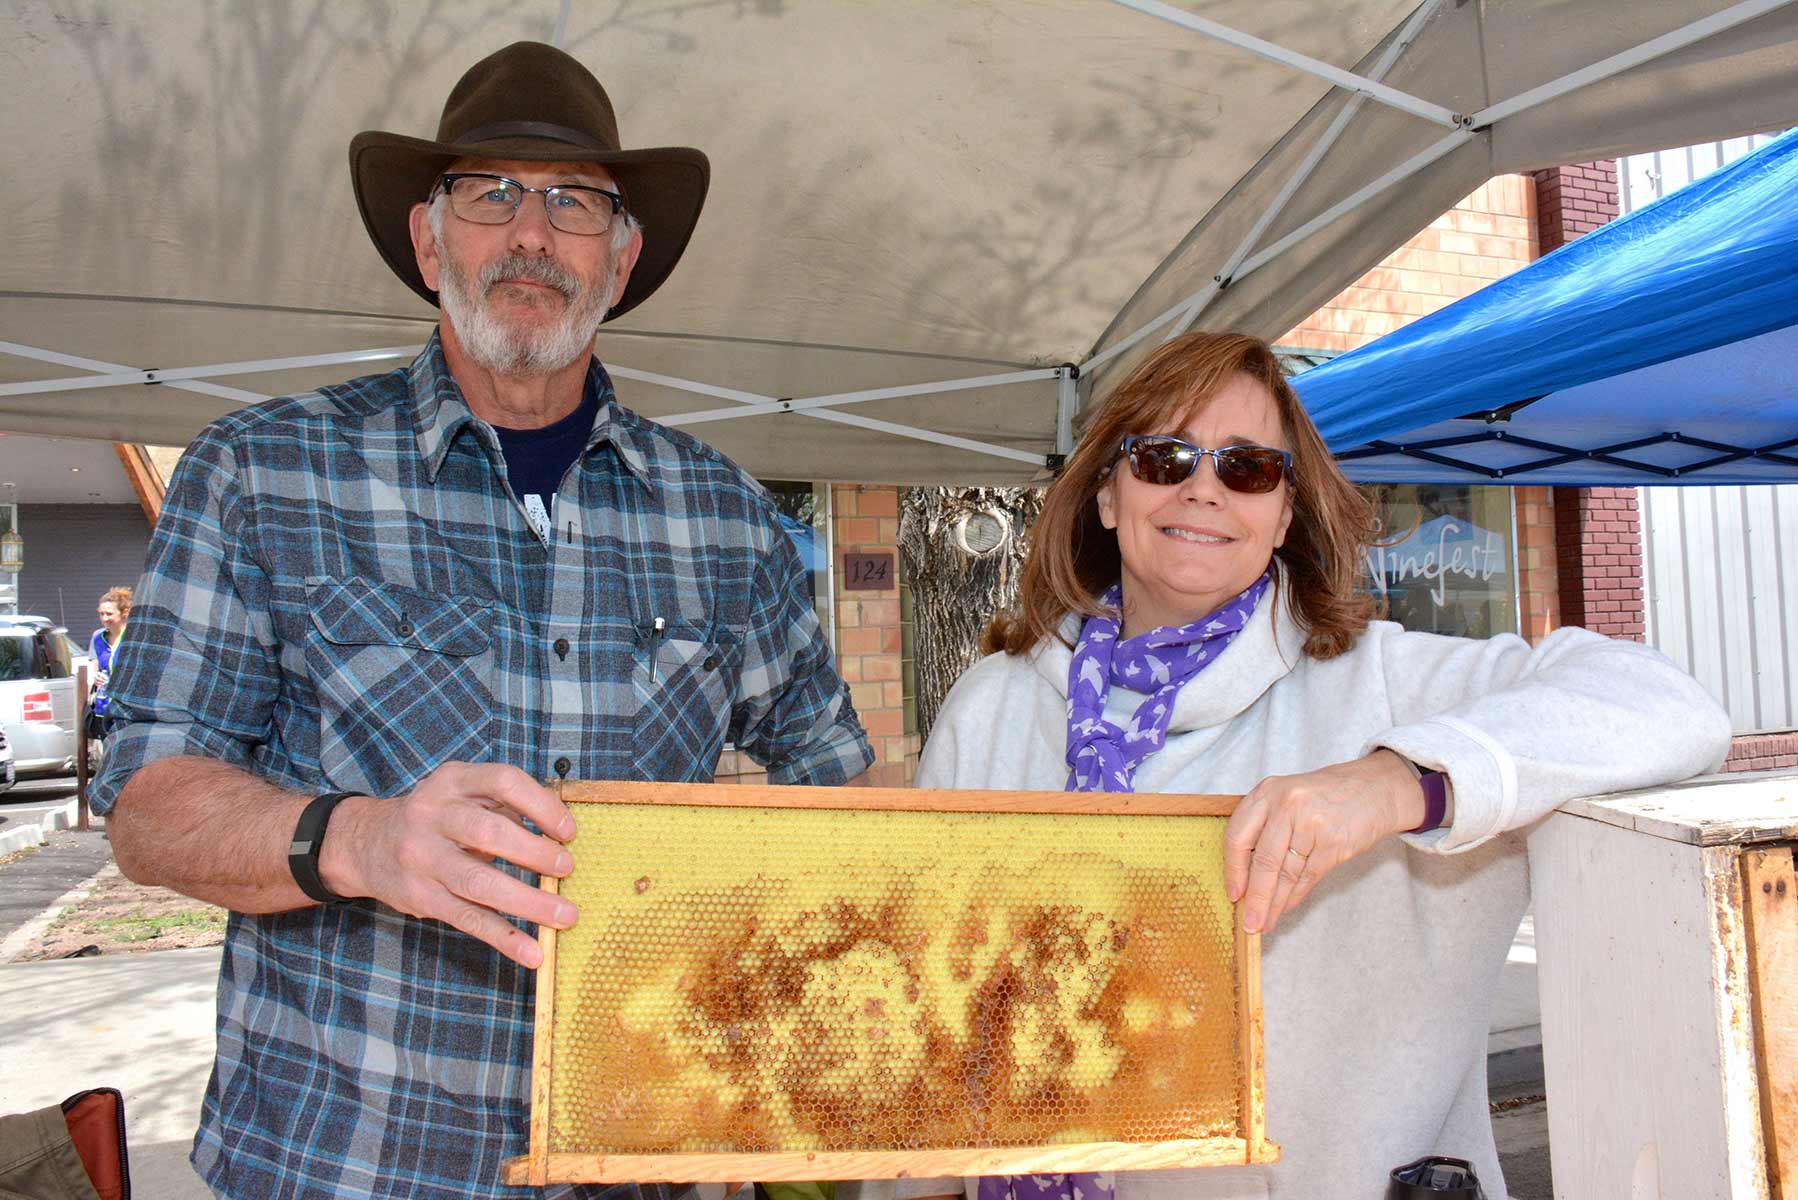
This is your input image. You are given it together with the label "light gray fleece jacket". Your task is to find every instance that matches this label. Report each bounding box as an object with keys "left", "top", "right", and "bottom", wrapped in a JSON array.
[{"left": 902, "top": 582, "right": 1730, "bottom": 1199}]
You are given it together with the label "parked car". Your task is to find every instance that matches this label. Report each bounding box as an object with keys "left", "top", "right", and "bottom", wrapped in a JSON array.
[
  {"left": 0, "top": 616, "right": 88, "bottom": 778},
  {"left": 0, "top": 724, "right": 16, "bottom": 795}
]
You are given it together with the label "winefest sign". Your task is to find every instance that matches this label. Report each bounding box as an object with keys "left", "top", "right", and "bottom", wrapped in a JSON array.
[{"left": 1365, "top": 514, "right": 1508, "bottom": 610}]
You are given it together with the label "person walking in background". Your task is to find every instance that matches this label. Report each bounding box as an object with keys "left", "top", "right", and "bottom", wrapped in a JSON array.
[{"left": 87, "top": 586, "right": 130, "bottom": 735}]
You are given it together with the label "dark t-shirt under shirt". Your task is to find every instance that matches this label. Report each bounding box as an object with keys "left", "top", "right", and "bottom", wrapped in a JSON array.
[{"left": 491, "top": 388, "right": 598, "bottom": 541}]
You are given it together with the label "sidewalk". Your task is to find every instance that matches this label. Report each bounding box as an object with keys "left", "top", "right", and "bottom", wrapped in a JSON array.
[{"left": 0, "top": 945, "right": 219, "bottom": 1199}]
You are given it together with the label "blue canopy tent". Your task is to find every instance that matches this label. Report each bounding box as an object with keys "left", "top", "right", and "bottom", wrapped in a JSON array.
[{"left": 1296, "top": 128, "right": 1798, "bottom": 486}]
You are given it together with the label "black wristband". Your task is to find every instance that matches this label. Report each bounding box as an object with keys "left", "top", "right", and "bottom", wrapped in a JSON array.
[{"left": 289, "top": 791, "right": 363, "bottom": 904}]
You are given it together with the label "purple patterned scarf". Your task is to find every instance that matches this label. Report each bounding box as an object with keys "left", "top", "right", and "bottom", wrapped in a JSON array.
[
  {"left": 977, "top": 1173, "right": 1117, "bottom": 1200},
  {"left": 1065, "top": 569, "right": 1272, "bottom": 793}
]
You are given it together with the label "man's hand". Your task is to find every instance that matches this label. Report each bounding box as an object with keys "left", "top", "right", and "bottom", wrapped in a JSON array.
[
  {"left": 320, "top": 762, "right": 579, "bottom": 968},
  {"left": 1222, "top": 749, "right": 1427, "bottom": 935}
]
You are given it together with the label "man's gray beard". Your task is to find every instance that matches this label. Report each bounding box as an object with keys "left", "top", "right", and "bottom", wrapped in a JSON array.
[{"left": 437, "top": 247, "right": 616, "bottom": 377}]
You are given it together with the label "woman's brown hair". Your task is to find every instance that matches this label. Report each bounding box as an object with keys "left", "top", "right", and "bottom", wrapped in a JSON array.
[
  {"left": 99, "top": 586, "right": 132, "bottom": 616},
  {"left": 984, "top": 331, "right": 1377, "bottom": 660}
]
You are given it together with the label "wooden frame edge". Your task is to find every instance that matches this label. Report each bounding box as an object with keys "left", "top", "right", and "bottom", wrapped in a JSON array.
[
  {"left": 1236, "top": 906, "right": 1271, "bottom": 1162},
  {"left": 501, "top": 1136, "right": 1272, "bottom": 1184},
  {"left": 556, "top": 780, "right": 1238, "bottom": 816},
  {"left": 526, "top": 781, "right": 565, "bottom": 1187},
  {"left": 516, "top": 783, "right": 1274, "bottom": 1184}
]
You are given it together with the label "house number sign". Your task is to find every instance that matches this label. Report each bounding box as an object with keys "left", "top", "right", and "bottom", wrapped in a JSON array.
[{"left": 842, "top": 552, "right": 895, "bottom": 591}]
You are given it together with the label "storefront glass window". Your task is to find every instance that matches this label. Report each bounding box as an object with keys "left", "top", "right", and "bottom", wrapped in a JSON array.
[
  {"left": 761, "top": 480, "right": 833, "bottom": 643},
  {"left": 1362, "top": 484, "right": 1518, "bottom": 638}
]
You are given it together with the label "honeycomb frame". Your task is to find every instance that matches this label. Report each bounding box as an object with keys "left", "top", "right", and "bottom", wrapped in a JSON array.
[{"left": 503, "top": 781, "right": 1276, "bottom": 1186}]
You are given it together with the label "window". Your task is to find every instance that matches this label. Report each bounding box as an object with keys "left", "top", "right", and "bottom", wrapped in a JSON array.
[
  {"left": 760, "top": 480, "right": 833, "bottom": 643},
  {"left": 0, "top": 628, "right": 72, "bottom": 681},
  {"left": 1362, "top": 484, "right": 1518, "bottom": 638}
]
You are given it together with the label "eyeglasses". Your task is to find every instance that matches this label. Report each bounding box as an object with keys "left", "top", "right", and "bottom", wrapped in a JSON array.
[
  {"left": 435, "top": 172, "right": 625, "bottom": 236},
  {"left": 1120, "top": 434, "right": 1292, "bottom": 494}
]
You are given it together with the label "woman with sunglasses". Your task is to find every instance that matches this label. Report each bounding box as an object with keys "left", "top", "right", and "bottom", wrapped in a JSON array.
[{"left": 904, "top": 331, "right": 1728, "bottom": 1198}]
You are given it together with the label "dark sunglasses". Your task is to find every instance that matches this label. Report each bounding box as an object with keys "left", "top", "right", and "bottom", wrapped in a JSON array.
[{"left": 1120, "top": 434, "right": 1292, "bottom": 494}]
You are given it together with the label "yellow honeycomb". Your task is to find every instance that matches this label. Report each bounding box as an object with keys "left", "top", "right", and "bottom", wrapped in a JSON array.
[{"left": 549, "top": 802, "right": 1241, "bottom": 1155}]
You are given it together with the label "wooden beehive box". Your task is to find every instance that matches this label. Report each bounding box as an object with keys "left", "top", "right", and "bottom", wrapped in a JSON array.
[
  {"left": 503, "top": 782, "right": 1276, "bottom": 1187},
  {"left": 1530, "top": 771, "right": 1798, "bottom": 1198}
]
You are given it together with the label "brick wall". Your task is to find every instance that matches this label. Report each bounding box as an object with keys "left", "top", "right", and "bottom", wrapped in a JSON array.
[
  {"left": 1513, "top": 486, "right": 1560, "bottom": 642},
  {"left": 1552, "top": 486, "right": 1644, "bottom": 639},
  {"left": 1532, "top": 161, "right": 1619, "bottom": 250},
  {"left": 1723, "top": 731, "right": 1798, "bottom": 772},
  {"left": 831, "top": 485, "right": 910, "bottom": 786},
  {"left": 1285, "top": 176, "right": 1537, "bottom": 353}
]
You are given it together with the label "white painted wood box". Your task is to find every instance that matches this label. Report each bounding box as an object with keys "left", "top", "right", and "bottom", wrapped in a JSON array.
[{"left": 1529, "top": 770, "right": 1798, "bottom": 1199}]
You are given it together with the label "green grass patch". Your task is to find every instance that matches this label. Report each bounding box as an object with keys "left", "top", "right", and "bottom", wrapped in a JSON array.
[{"left": 55, "top": 908, "right": 227, "bottom": 943}]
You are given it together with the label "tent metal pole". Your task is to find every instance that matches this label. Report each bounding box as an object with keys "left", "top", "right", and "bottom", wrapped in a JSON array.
[
  {"left": 607, "top": 363, "right": 1047, "bottom": 467},
  {"left": 1472, "top": 0, "right": 1797, "bottom": 128},
  {"left": 0, "top": 340, "right": 144, "bottom": 374},
  {"left": 793, "top": 407, "right": 1045, "bottom": 468},
  {"left": 604, "top": 365, "right": 778, "bottom": 406},
  {"left": 1110, "top": 0, "right": 1462, "bottom": 129},
  {"left": 1083, "top": 303, "right": 1187, "bottom": 375},
  {"left": 1166, "top": 0, "right": 1444, "bottom": 339},
  {"left": 551, "top": 0, "right": 572, "bottom": 47},
  {"left": 0, "top": 339, "right": 268, "bottom": 404},
  {"left": 1056, "top": 367, "right": 1079, "bottom": 457},
  {"left": 0, "top": 345, "right": 419, "bottom": 398},
  {"left": 1235, "top": 128, "right": 1471, "bottom": 280},
  {"left": 664, "top": 368, "right": 1059, "bottom": 428}
]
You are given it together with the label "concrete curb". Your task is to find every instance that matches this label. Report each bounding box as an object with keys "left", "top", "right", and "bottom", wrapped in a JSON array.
[
  {"left": 0, "top": 822, "right": 46, "bottom": 855},
  {"left": 0, "top": 798, "right": 79, "bottom": 855}
]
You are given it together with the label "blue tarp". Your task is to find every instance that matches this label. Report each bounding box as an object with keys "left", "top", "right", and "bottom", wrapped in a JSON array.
[{"left": 1295, "top": 128, "right": 1798, "bottom": 486}]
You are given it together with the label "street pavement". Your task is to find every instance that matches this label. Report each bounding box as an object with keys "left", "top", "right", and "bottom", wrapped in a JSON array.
[
  {"left": 0, "top": 827, "right": 111, "bottom": 950},
  {"left": 0, "top": 820, "right": 1551, "bottom": 1199}
]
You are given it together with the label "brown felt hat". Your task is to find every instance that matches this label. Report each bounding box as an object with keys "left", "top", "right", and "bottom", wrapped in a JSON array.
[{"left": 349, "top": 41, "right": 709, "bottom": 321}]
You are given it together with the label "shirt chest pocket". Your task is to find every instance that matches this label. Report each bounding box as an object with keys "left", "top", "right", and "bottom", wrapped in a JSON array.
[
  {"left": 631, "top": 621, "right": 744, "bottom": 781},
  {"left": 305, "top": 577, "right": 496, "bottom": 797}
]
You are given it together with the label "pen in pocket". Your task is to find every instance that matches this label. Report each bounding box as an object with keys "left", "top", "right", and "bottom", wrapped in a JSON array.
[{"left": 649, "top": 616, "right": 666, "bottom": 684}]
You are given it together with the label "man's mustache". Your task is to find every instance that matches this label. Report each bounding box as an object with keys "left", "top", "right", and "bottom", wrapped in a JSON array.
[{"left": 479, "top": 253, "right": 580, "bottom": 300}]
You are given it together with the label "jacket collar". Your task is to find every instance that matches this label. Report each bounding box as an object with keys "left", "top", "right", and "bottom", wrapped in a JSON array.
[{"left": 408, "top": 331, "right": 653, "bottom": 488}]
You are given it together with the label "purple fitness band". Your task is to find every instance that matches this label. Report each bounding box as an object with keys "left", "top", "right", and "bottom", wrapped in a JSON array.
[{"left": 1410, "top": 769, "right": 1449, "bottom": 833}]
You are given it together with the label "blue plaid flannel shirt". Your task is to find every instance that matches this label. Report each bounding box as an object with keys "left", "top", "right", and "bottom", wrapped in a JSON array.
[{"left": 90, "top": 334, "right": 872, "bottom": 1199}]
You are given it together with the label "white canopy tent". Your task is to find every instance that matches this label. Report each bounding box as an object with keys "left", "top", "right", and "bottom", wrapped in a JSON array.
[{"left": 5, "top": 0, "right": 1797, "bottom": 484}]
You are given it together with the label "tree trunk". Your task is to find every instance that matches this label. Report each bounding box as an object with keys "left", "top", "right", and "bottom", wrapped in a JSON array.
[{"left": 898, "top": 487, "right": 1044, "bottom": 744}]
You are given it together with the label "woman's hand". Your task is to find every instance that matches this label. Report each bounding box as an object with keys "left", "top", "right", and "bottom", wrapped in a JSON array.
[{"left": 1223, "top": 749, "right": 1428, "bottom": 934}]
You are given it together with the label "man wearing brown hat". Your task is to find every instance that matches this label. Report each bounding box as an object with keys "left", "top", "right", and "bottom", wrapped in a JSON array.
[{"left": 91, "top": 42, "right": 872, "bottom": 1199}]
